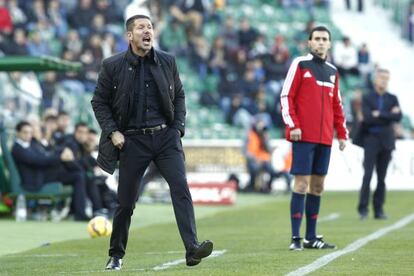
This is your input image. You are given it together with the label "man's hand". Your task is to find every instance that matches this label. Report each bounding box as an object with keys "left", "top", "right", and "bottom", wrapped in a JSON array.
[
  {"left": 372, "top": 110, "right": 380, "bottom": 117},
  {"left": 339, "top": 139, "right": 346, "bottom": 151},
  {"left": 60, "top": 147, "right": 74, "bottom": 161},
  {"left": 391, "top": 106, "right": 401, "bottom": 114},
  {"left": 111, "top": 131, "right": 125, "bottom": 150},
  {"left": 290, "top": 128, "right": 302, "bottom": 141}
]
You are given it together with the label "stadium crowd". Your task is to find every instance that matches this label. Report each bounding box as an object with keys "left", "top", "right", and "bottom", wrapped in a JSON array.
[{"left": 1, "top": 0, "right": 414, "bottom": 215}]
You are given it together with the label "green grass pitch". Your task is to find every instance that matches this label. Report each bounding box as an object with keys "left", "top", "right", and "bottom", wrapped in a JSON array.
[{"left": 0, "top": 191, "right": 413, "bottom": 275}]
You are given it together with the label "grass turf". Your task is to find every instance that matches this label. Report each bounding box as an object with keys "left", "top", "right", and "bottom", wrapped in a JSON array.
[{"left": 0, "top": 191, "right": 413, "bottom": 275}]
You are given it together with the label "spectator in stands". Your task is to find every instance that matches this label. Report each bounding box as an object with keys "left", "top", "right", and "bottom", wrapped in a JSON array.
[
  {"left": 238, "top": 18, "right": 259, "bottom": 51},
  {"left": 345, "top": 0, "right": 364, "bottom": 12},
  {"left": 208, "top": 36, "right": 228, "bottom": 77},
  {"left": 0, "top": 0, "right": 13, "bottom": 35},
  {"left": 6, "top": 28, "right": 29, "bottom": 55},
  {"left": 27, "top": 29, "right": 50, "bottom": 56},
  {"left": 263, "top": 50, "right": 289, "bottom": 96},
  {"left": 40, "top": 71, "right": 58, "bottom": 111},
  {"left": 7, "top": 0, "right": 27, "bottom": 29},
  {"left": 405, "top": 1, "right": 414, "bottom": 44},
  {"left": 63, "top": 29, "right": 83, "bottom": 57},
  {"left": 47, "top": 0, "right": 69, "bottom": 39},
  {"left": 41, "top": 113, "right": 59, "bottom": 148},
  {"left": 333, "top": 36, "right": 359, "bottom": 81},
  {"left": 67, "top": 0, "right": 96, "bottom": 38},
  {"left": 187, "top": 34, "right": 209, "bottom": 78},
  {"left": 169, "top": 0, "right": 209, "bottom": 36},
  {"left": 12, "top": 121, "right": 89, "bottom": 221},
  {"left": 53, "top": 111, "right": 71, "bottom": 146},
  {"left": 357, "top": 43, "right": 371, "bottom": 84},
  {"left": 219, "top": 16, "right": 239, "bottom": 56},
  {"left": 242, "top": 118, "right": 291, "bottom": 193}
]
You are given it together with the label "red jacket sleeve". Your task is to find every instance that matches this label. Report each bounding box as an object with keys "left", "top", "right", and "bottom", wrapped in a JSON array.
[
  {"left": 280, "top": 58, "right": 302, "bottom": 129},
  {"left": 332, "top": 73, "right": 348, "bottom": 140}
]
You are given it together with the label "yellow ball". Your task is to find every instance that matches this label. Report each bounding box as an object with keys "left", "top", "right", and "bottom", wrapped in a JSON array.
[{"left": 87, "top": 216, "right": 112, "bottom": 238}]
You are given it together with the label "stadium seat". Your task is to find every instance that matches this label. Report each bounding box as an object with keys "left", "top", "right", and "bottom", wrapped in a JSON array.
[{"left": 0, "top": 126, "right": 72, "bottom": 201}]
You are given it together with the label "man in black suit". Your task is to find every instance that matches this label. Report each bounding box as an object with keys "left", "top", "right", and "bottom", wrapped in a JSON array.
[
  {"left": 11, "top": 121, "right": 89, "bottom": 220},
  {"left": 91, "top": 15, "right": 213, "bottom": 270},
  {"left": 357, "top": 69, "right": 402, "bottom": 220}
]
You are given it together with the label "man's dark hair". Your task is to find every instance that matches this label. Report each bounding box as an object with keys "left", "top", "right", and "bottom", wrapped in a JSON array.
[
  {"left": 44, "top": 114, "right": 58, "bottom": 122},
  {"left": 58, "top": 110, "right": 69, "bottom": 117},
  {"left": 376, "top": 68, "right": 390, "bottom": 75},
  {"left": 125, "top": 14, "right": 152, "bottom": 31},
  {"left": 74, "top": 121, "right": 88, "bottom": 130},
  {"left": 88, "top": 128, "right": 98, "bottom": 135},
  {"left": 15, "top": 121, "right": 31, "bottom": 132},
  {"left": 309, "top": 26, "right": 331, "bottom": 41}
]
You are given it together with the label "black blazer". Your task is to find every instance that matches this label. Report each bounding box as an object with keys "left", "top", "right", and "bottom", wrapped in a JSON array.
[
  {"left": 11, "top": 140, "right": 61, "bottom": 192},
  {"left": 360, "top": 91, "right": 402, "bottom": 150},
  {"left": 91, "top": 46, "right": 186, "bottom": 174}
]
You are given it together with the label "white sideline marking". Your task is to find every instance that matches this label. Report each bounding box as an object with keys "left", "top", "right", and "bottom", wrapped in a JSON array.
[
  {"left": 153, "top": 250, "right": 226, "bottom": 271},
  {"left": 286, "top": 213, "right": 414, "bottom": 276},
  {"left": 318, "top": 213, "right": 340, "bottom": 223}
]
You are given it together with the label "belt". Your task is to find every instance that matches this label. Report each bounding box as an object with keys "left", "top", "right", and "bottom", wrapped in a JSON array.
[{"left": 124, "top": 124, "right": 167, "bottom": 135}]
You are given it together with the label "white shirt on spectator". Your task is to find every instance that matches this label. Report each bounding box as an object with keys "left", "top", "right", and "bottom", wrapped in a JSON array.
[{"left": 333, "top": 41, "right": 358, "bottom": 69}]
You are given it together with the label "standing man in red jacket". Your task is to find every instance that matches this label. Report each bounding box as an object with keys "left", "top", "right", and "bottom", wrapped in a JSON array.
[{"left": 280, "top": 26, "right": 348, "bottom": 251}]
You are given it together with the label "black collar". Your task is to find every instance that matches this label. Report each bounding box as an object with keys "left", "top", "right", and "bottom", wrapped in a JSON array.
[
  {"left": 125, "top": 45, "right": 158, "bottom": 67},
  {"left": 310, "top": 52, "right": 327, "bottom": 64}
]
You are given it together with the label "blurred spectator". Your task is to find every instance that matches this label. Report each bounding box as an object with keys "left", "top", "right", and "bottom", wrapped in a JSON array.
[
  {"left": 262, "top": 50, "right": 289, "bottom": 96},
  {"left": 95, "top": 0, "right": 122, "bottom": 24},
  {"left": 242, "top": 118, "right": 291, "bottom": 193},
  {"left": 358, "top": 43, "right": 371, "bottom": 84},
  {"left": 40, "top": 71, "right": 58, "bottom": 111},
  {"left": 345, "top": 0, "right": 363, "bottom": 12},
  {"left": 169, "top": 0, "right": 210, "bottom": 37},
  {"left": 47, "top": 0, "right": 69, "bottom": 39},
  {"left": 208, "top": 36, "right": 227, "bottom": 77},
  {"left": 5, "top": 28, "right": 29, "bottom": 55},
  {"left": 63, "top": 29, "right": 83, "bottom": 57},
  {"left": 238, "top": 18, "right": 259, "bottom": 51},
  {"left": 219, "top": 16, "right": 239, "bottom": 56},
  {"left": 333, "top": 36, "right": 359, "bottom": 80},
  {"left": 11, "top": 121, "right": 89, "bottom": 221},
  {"left": 405, "top": 1, "right": 414, "bottom": 43},
  {"left": 27, "top": 30, "right": 51, "bottom": 56},
  {"left": 101, "top": 32, "right": 117, "bottom": 58},
  {"left": 8, "top": 0, "right": 27, "bottom": 29},
  {"left": 67, "top": 0, "right": 96, "bottom": 37},
  {"left": 79, "top": 48, "right": 100, "bottom": 92},
  {"left": 53, "top": 110, "right": 71, "bottom": 146},
  {"left": 188, "top": 34, "right": 209, "bottom": 78},
  {"left": 0, "top": 0, "right": 13, "bottom": 35}
]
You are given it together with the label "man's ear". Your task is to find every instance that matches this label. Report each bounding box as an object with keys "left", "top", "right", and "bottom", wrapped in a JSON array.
[{"left": 126, "top": 31, "right": 132, "bottom": 42}]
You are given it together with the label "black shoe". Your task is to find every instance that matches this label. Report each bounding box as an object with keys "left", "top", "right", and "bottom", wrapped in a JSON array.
[
  {"left": 303, "top": 235, "right": 336, "bottom": 249},
  {"left": 105, "top": 256, "right": 122, "bottom": 270},
  {"left": 186, "top": 240, "right": 214, "bottom": 266},
  {"left": 359, "top": 212, "right": 368, "bottom": 220},
  {"left": 289, "top": 236, "right": 303, "bottom": 251},
  {"left": 374, "top": 213, "right": 388, "bottom": 220}
]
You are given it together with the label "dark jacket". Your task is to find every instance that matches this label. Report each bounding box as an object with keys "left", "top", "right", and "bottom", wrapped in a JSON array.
[
  {"left": 360, "top": 91, "right": 402, "bottom": 150},
  {"left": 11, "top": 140, "right": 61, "bottom": 192},
  {"left": 91, "top": 46, "right": 186, "bottom": 174}
]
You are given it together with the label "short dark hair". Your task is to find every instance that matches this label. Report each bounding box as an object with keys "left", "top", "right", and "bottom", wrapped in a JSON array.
[
  {"left": 58, "top": 110, "right": 69, "bottom": 117},
  {"left": 309, "top": 26, "right": 331, "bottom": 41},
  {"left": 376, "top": 68, "right": 390, "bottom": 75},
  {"left": 125, "top": 14, "right": 152, "bottom": 31},
  {"left": 75, "top": 121, "right": 88, "bottom": 131},
  {"left": 88, "top": 128, "right": 98, "bottom": 135},
  {"left": 15, "top": 121, "right": 31, "bottom": 132}
]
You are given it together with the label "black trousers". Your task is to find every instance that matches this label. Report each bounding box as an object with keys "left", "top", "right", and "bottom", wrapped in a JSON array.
[
  {"left": 45, "top": 165, "right": 88, "bottom": 219},
  {"left": 358, "top": 135, "right": 392, "bottom": 215},
  {"left": 109, "top": 127, "right": 197, "bottom": 258}
]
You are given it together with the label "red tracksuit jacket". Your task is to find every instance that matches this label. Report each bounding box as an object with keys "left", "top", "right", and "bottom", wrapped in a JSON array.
[{"left": 280, "top": 53, "right": 348, "bottom": 146}]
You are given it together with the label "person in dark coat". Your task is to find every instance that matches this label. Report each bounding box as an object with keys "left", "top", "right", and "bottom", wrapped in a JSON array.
[
  {"left": 91, "top": 14, "right": 213, "bottom": 271},
  {"left": 357, "top": 69, "right": 402, "bottom": 220}
]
